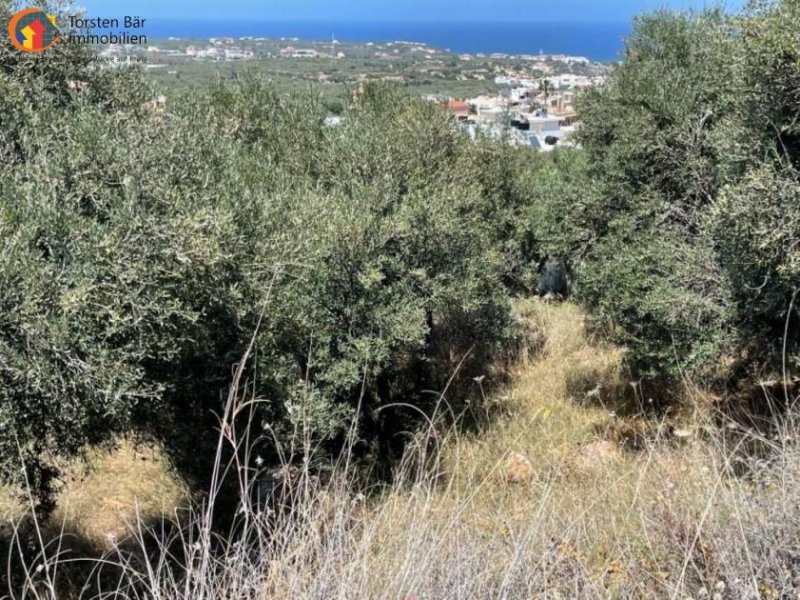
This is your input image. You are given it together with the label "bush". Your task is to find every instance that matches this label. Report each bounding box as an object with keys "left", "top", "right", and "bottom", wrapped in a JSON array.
[
  {"left": 709, "top": 166, "right": 800, "bottom": 366},
  {"left": 9, "top": 0, "right": 799, "bottom": 511},
  {"left": 568, "top": 3, "right": 800, "bottom": 383},
  {"left": 0, "top": 19, "right": 519, "bottom": 507}
]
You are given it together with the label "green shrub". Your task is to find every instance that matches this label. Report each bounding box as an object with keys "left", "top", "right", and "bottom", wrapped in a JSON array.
[
  {"left": 0, "top": 21, "right": 517, "bottom": 506},
  {"left": 709, "top": 166, "right": 800, "bottom": 366},
  {"left": 570, "top": 4, "right": 800, "bottom": 383}
]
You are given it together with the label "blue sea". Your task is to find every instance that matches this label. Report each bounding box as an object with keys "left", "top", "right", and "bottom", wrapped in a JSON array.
[{"left": 136, "top": 20, "right": 632, "bottom": 62}]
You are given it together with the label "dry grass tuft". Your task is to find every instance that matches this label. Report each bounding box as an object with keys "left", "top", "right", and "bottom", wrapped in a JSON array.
[
  {"left": 53, "top": 439, "right": 191, "bottom": 547},
  {"left": 0, "top": 486, "right": 23, "bottom": 522}
]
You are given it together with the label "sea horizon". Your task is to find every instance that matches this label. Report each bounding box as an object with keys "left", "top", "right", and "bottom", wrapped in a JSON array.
[{"left": 123, "top": 20, "right": 632, "bottom": 62}]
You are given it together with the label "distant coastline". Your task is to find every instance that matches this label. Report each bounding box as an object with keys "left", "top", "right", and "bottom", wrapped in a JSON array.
[{"left": 102, "top": 20, "right": 631, "bottom": 62}]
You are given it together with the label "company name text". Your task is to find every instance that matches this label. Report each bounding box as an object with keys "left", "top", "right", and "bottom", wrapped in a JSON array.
[{"left": 68, "top": 16, "right": 147, "bottom": 29}]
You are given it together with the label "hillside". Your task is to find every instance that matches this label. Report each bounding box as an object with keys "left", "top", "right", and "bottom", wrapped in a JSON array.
[
  {"left": 2, "top": 1, "right": 800, "bottom": 597},
  {"left": 3, "top": 301, "right": 799, "bottom": 598}
]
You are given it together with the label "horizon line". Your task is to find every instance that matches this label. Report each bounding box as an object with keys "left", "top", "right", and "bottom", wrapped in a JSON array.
[{"left": 119, "top": 17, "right": 636, "bottom": 24}]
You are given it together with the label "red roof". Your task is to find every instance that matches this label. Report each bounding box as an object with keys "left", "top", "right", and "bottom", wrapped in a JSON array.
[{"left": 446, "top": 99, "right": 469, "bottom": 112}]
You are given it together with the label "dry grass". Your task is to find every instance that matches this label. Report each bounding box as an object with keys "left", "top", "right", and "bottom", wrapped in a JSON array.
[
  {"left": 52, "top": 440, "right": 191, "bottom": 547},
  {"left": 3, "top": 300, "right": 800, "bottom": 599},
  {"left": 0, "top": 440, "right": 189, "bottom": 547},
  {"left": 0, "top": 487, "right": 23, "bottom": 523}
]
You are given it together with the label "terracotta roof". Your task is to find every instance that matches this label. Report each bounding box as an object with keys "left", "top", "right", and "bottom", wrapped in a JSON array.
[{"left": 446, "top": 99, "right": 469, "bottom": 112}]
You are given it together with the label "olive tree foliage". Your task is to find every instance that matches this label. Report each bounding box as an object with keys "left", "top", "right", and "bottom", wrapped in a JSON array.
[
  {"left": 193, "top": 82, "right": 516, "bottom": 468},
  {"left": 708, "top": 0, "right": 800, "bottom": 368},
  {"left": 568, "top": 2, "right": 800, "bottom": 382},
  {"left": 0, "top": 4, "right": 527, "bottom": 506},
  {"left": 1, "top": 3, "right": 172, "bottom": 507}
]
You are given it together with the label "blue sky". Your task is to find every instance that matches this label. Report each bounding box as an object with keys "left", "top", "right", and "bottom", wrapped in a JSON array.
[{"left": 76, "top": 0, "right": 744, "bottom": 22}]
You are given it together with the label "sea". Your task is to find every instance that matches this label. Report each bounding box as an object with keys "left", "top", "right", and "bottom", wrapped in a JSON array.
[{"left": 136, "top": 20, "right": 632, "bottom": 62}]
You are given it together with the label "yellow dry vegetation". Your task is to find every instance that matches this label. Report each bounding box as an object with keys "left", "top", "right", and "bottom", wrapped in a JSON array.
[
  {"left": 2, "top": 301, "right": 790, "bottom": 598},
  {"left": 0, "top": 440, "right": 189, "bottom": 548},
  {"left": 342, "top": 300, "right": 744, "bottom": 596}
]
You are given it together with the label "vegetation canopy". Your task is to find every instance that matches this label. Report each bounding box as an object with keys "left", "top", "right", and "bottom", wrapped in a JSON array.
[{"left": 0, "top": 0, "right": 798, "bottom": 520}]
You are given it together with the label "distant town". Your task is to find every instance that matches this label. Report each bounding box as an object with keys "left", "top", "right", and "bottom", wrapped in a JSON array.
[
  {"left": 430, "top": 72, "right": 595, "bottom": 151},
  {"left": 97, "top": 35, "right": 610, "bottom": 151}
]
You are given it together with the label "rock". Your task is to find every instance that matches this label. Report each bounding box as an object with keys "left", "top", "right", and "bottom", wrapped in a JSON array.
[
  {"left": 579, "top": 440, "right": 618, "bottom": 469},
  {"left": 583, "top": 384, "right": 602, "bottom": 403},
  {"left": 505, "top": 451, "right": 534, "bottom": 483}
]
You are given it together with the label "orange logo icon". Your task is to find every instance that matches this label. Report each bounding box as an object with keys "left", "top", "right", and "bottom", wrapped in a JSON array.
[{"left": 8, "top": 8, "right": 59, "bottom": 53}]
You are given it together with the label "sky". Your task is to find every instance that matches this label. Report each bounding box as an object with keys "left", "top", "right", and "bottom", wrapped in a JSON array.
[{"left": 76, "top": 0, "right": 745, "bottom": 22}]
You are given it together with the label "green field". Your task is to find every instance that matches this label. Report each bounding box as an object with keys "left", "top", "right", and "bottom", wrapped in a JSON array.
[{"left": 137, "top": 36, "right": 605, "bottom": 102}]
